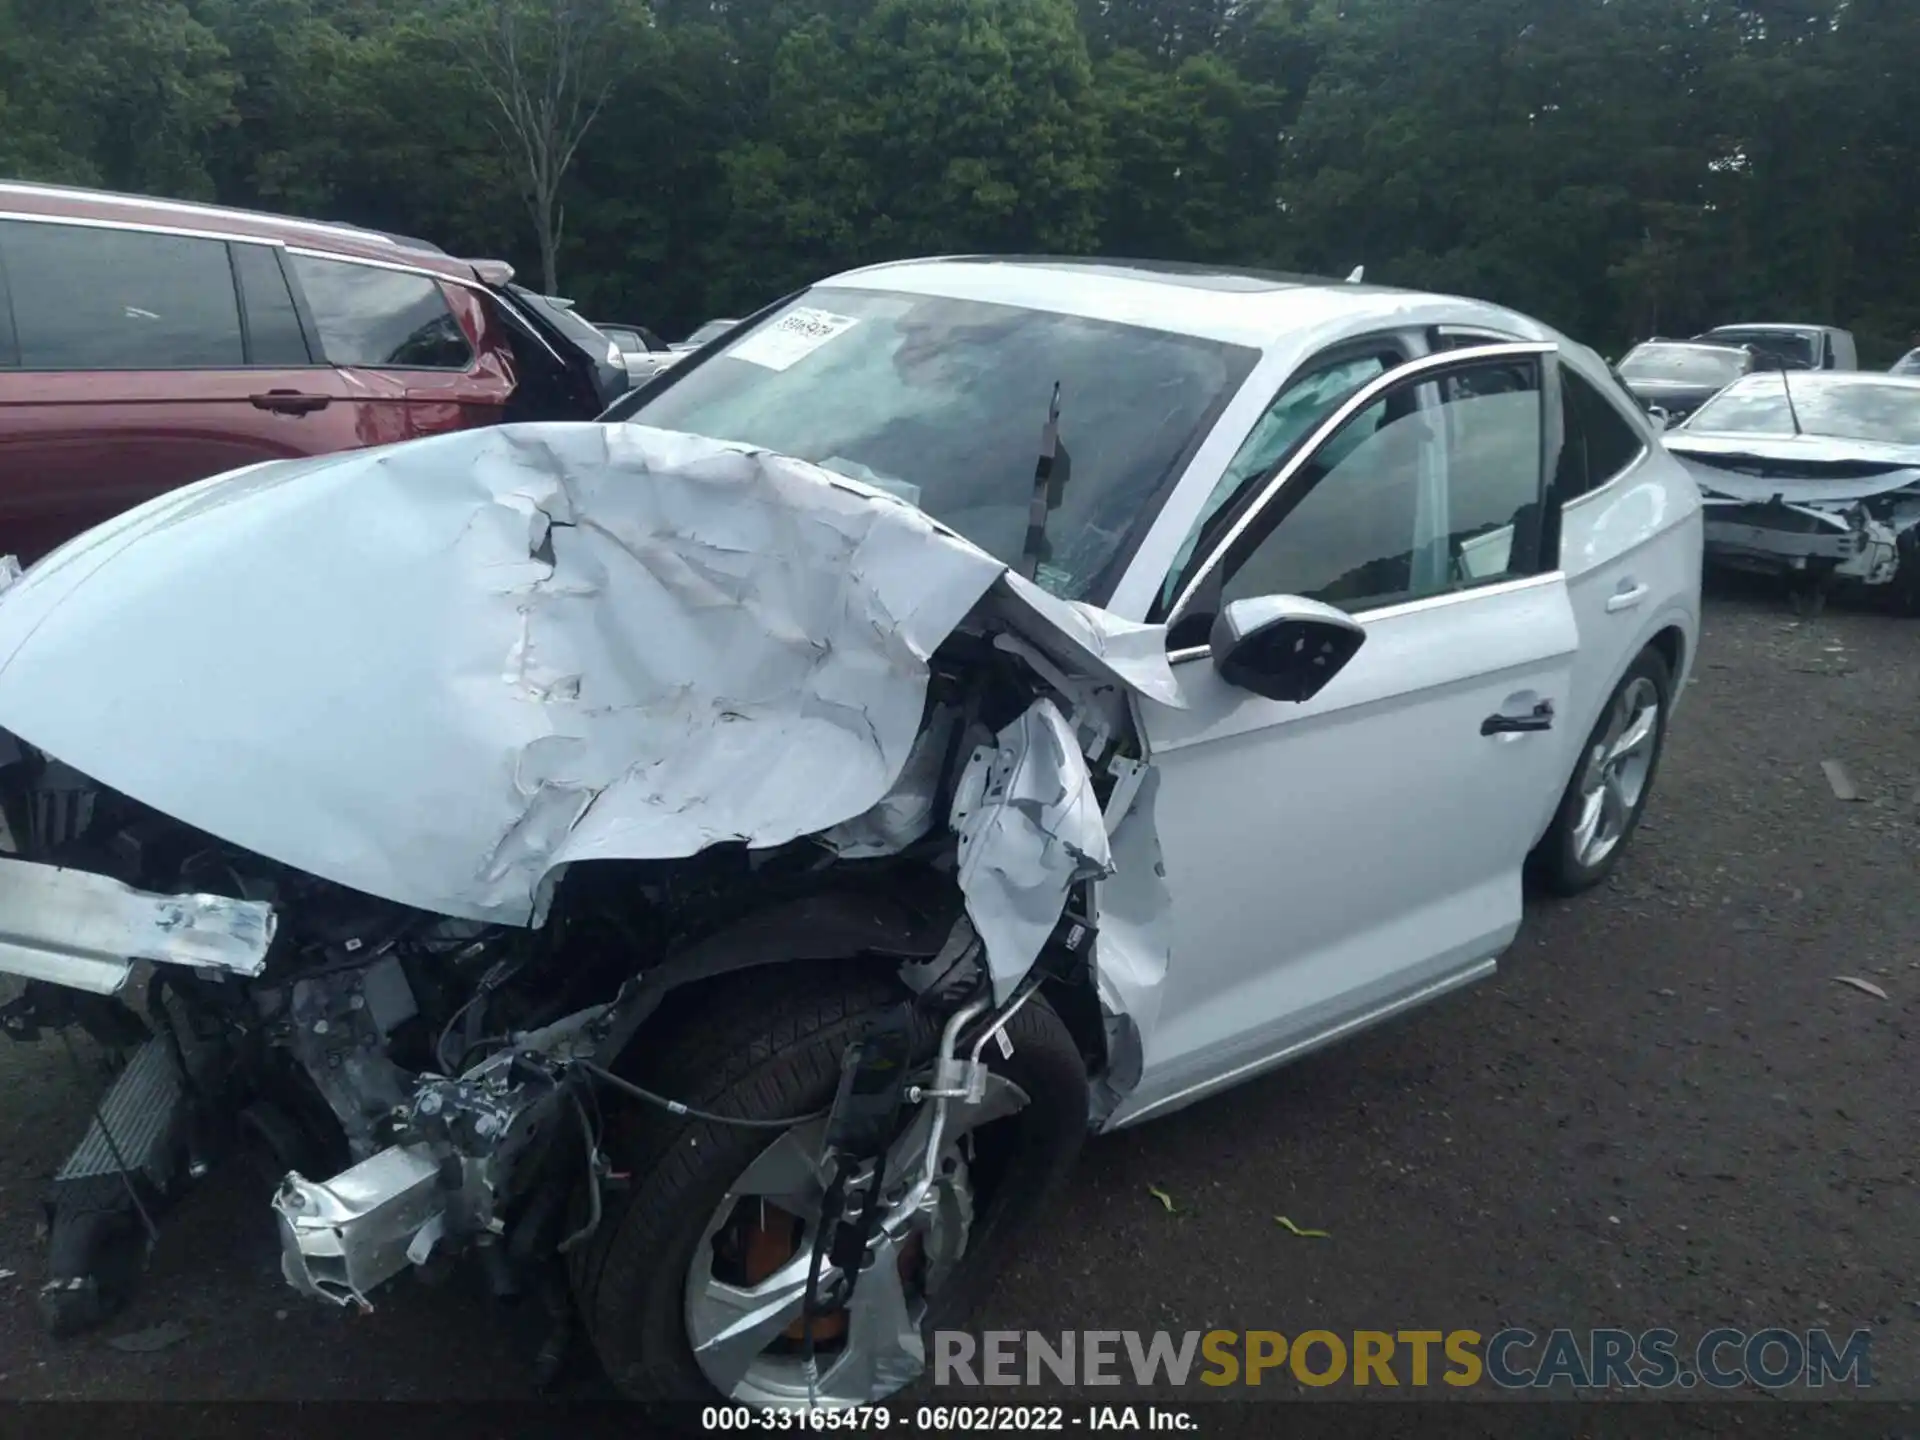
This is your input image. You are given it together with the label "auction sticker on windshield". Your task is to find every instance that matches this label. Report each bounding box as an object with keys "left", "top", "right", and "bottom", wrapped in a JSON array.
[{"left": 728, "top": 307, "right": 860, "bottom": 371}]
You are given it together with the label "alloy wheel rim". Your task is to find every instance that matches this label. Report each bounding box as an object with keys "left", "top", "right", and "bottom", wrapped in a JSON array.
[
  {"left": 684, "top": 1078, "right": 1027, "bottom": 1406},
  {"left": 1571, "top": 675, "right": 1661, "bottom": 870}
]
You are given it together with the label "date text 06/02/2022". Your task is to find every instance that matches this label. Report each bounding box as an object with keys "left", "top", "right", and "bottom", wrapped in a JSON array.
[{"left": 699, "top": 1404, "right": 1197, "bottom": 1431}]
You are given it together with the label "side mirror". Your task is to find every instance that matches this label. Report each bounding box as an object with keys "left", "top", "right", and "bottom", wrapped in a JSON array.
[
  {"left": 1645, "top": 405, "right": 1673, "bottom": 429},
  {"left": 1208, "top": 595, "right": 1366, "bottom": 703}
]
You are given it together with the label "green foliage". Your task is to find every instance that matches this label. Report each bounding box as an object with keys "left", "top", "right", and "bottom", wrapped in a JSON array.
[{"left": 0, "top": 0, "right": 1912, "bottom": 354}]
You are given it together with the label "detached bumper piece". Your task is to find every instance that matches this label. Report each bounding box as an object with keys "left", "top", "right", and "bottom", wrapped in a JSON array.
[
  {"left": 0, "top": 857, "right": 276, "bottom": 995},
  {"left": 40, "top": 1035, "right": 188, "bottom": 1335}
]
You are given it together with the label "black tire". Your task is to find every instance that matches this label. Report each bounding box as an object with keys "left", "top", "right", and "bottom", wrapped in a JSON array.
[
  {"left": 1790, "top": 581, "right": 1828, "bottom": 619},
  {"left": 569, "top": 960, "right": 1089, "bottom": 1404},
  {"left": 1889, "top": 530, "right": 1920, "bottom": 617},
  {"left": 1527, "top": 647, "right": 1673, "bottom": 897}
]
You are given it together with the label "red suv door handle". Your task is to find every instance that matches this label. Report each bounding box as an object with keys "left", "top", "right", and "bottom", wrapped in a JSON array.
[{"left": 250, "top": 390, "right": 332, "bottom": 415}]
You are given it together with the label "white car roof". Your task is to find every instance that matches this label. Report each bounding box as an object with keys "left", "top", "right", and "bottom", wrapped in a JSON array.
[
  {"left": 1704, "top": 322, "right": 1836, "bottom": 335},
  {"left": 1626, "top": 340, "right": 1750, "bottom": 357},
  {"left": 825, "top": 256, "right": 1559, "bottom": 354}
]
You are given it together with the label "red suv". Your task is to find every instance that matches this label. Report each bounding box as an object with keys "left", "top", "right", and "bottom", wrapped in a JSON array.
[{"left": 0, "top": 183, "right": 626, "bottom": 562}]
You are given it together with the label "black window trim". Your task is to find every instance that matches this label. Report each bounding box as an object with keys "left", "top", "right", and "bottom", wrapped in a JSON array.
[
  {"left": 1560, "top": 359, "right": 1652, "bottom": 508},
  {"left": 0, "top": 233, "right": 19, "bottom": 368},
  {"left": 1166, "top": 340, "right": 1562, "bottom": 657},
  {"left": 226, "top": 242, "right": 255, "bottom": 367},
  {"left": 270, "top": 244, "right": 329, "bottom": 367},
  {"left": 283, "top": 246, "right": 476, "bottom": 373},
  {"left": 1429, "top": 323, "right": 1527, "bottom": 350},
  {"left": 1146, "top": 330, "right": 1416, "bottom": 624},
  {"left": 227, "top": 240, "right": 318, "bottom": 368}
]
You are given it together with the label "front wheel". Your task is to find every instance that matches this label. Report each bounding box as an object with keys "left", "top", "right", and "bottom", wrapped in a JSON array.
[
  {"left": 1528, "top": 648, "right": 1672, "bottom": 896},
  {"left": 570, "top": 961, "right": 1089, "bottom": 1405}
]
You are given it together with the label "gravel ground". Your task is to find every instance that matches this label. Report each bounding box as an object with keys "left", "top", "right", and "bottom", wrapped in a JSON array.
[{"left": 0, "top": 581, "right": 1915, "bottom": 1409}]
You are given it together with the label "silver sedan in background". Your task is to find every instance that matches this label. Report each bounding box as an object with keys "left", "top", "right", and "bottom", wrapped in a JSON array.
[{"left": 1664, "top": 370, "right": 1920, "bottom": 614}]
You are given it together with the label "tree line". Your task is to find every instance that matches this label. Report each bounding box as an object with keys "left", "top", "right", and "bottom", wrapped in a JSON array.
[{"left": 2, "top": 0, "right": 1915, "bottom": 359}]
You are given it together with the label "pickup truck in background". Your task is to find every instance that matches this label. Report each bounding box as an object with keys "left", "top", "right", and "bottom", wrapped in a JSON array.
[{"left": 1694, "top": 323, "right": 1859, "bottom": 372}]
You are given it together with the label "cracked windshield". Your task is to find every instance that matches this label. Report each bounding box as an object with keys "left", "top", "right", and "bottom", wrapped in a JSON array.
[{"left": 625, "top": 288, "right": 1256, "bottom": 600}]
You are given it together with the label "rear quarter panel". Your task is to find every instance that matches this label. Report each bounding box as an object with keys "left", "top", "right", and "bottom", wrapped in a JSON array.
[
  {"left": 393, "top": 284, "right": 515, "bottom": 437},
  {"left": 1546, "top": 445, "right": 1702, "bottom": 844}
]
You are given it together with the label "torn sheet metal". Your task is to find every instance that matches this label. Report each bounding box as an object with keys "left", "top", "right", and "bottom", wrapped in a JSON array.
[
  {"left": 984, "top": 571, "right": 1182, "bottom": 710},
  {"left": 951, "top": 699, "right": 1112, "bottom": 1002},
  {"left": 0, "top": 425, "right": 1172, "bottom": 976},
  {"left": 0, "top": 858, "right": 276, "bottom": 995}
]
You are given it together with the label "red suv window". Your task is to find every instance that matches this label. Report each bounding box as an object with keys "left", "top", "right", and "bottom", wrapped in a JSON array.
[
  {"left": 287, "top": 254, "right": 473, "bottom": 370},
  {"left": 2, "top": 220, "right": 245, "bottom": 370}
]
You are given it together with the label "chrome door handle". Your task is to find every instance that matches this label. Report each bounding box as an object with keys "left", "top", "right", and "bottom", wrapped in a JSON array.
[{"left": 1606, "top": 582, "right": 1649, "bottom": 613}]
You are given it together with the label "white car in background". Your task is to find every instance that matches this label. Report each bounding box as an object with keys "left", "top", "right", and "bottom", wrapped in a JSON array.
[
  {"left": 0, "top": 258, "right": 1699, "bottom": 1407},
  {"left": 1665, "top": 369, "right": 1920, "bottom": 614},
  {"left": 672, "top": 316, "right": 743, "bottom": 353}
]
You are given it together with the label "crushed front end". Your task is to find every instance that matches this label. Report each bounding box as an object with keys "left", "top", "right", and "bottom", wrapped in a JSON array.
[
  {"left": 0, "top": 423, "right": 1179, "bottom": 1390},
  {"left": 1671, "top": 444, "right": 1920, "bottom": 607}
]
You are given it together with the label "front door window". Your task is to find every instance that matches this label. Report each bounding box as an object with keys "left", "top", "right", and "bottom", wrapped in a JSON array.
[
  {"left": 1157, "top": 350, "right": 1397, "bottom": 613},
  {"left": 1169, "top": 354, "right": 1551, "bottom": 648}
]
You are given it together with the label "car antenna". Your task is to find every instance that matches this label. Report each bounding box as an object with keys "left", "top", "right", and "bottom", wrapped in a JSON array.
[
  {"left": 1018, "top": 382, "right": 1069, "bottom": 582},
  {"left": 1778, "top": 366, "right": 1804, "bottom": 437}
]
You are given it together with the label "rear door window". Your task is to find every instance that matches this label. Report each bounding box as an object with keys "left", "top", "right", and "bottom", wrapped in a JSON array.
[
  {"left": 288, "top": 254, "right": 473, "bottom": 370},
  {"left": 0, "top": 219, "right": 244, "bottom": 369},
  {"left": 1556, "top": 369, "right": 1647, "bottom": 500}
]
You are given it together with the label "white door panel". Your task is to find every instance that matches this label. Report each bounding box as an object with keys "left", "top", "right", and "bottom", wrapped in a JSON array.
[{"left": 1111, "top": 574, "right": 1578, "bottom": 1126}]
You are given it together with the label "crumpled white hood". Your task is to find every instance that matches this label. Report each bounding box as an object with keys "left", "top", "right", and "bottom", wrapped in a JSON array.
[{"left": 0, "top": 425, "right": 1176, "bottom": 960}]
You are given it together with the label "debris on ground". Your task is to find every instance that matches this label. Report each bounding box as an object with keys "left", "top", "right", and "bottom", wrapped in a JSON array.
[
  {"left": 1274, "top": 1215, "right": 1331, "bottom": 1239},
  {"left": 105, "top": 1322, "right": 190, "bottom": 1353},
  {"left": 1147, "top": 1185, "right": 1179, "bottom": 1214},
  {"left": 1821, "top": 760, "right": 1862, "bottom": 801},
  {"left": 1832, "top": 976, "right": 1889, "bottom": 1001}
]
